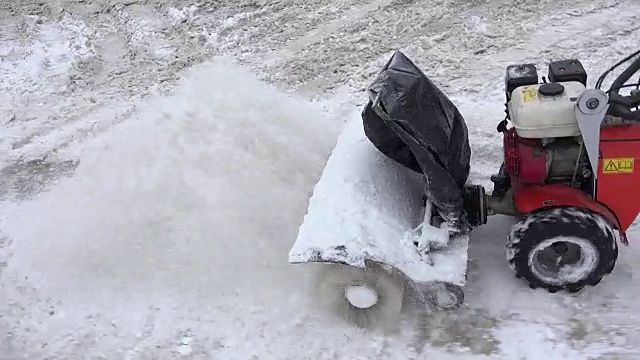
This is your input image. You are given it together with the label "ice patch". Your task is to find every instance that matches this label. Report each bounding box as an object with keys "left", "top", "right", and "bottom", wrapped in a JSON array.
[
  {"left": 167, "top": 5, "right": 199, "bottom": 25},
  {"left": 494, "top": 323, "right": 585, "bottom": 360},
  {"left": 463, "top": 15, "right": 487, "bottom": 34},
  {"left": 222, "top": 15, "right": 243, "bottom": 29}
]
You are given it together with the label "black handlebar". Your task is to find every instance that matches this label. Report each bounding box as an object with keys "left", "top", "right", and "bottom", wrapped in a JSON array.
[{"left": 604, "top": 51, "right": 640, "bottom": 121}]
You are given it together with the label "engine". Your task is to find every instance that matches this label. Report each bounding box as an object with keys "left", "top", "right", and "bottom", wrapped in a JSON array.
[
  {"left": 503, "top": 128, "right": 591, "bottom": 187},
  {"left": 493, "top": 59, "right": 594, "bottom": 194}
]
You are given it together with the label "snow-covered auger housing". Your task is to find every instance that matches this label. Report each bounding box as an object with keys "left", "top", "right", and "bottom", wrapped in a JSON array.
[{"left": 289, "top": 49, "right": 640, "bottom": 329}]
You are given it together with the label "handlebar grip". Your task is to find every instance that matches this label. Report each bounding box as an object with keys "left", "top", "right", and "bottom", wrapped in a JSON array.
[
  {"left": 610, "top": 56, "right": 640, "bottom": 91},
  {"left": 607, "top": 56, "right": 640, "bottom": 121},
  {"left": 608, "top": 102, "right": 640, "bottom": 121}
]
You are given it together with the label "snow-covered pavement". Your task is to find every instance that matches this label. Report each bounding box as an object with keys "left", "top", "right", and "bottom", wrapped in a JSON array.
[{"left": 1, "top": 0, "right": 640, "bottom": 358}]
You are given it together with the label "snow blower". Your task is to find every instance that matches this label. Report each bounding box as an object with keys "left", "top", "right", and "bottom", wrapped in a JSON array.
[{"left": 289, "top": 49, "right": 640, "bottom": 328}]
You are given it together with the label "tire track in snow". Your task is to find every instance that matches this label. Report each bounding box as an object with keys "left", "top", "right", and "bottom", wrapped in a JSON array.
[
  {"left": 257, "top": 0, "right": 628, "bottom": 96},
  {"left": 453, "top": 0, "right": 640, "bottom": 91},
  {"left": 260, "top": 0, "right": 397, "bottom": 66},
  {"left": 1, "top": 3, "right": 202, "bottom": 192}
]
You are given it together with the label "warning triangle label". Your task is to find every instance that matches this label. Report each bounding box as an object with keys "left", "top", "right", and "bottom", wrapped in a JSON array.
[
  {"left": 603, "top": 158, "right": 635, "bottom": 174},
  {"left": 604, "top": 160, "right": 618, "bottom": 173}
]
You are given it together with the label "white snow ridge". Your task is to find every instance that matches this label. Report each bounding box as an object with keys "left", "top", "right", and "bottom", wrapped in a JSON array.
[
  {"left": 1, "top": 0, "right": 640, "bottom": 359},
  {"left": 0, "top": 59, "right": 340, "bottom": 359}
]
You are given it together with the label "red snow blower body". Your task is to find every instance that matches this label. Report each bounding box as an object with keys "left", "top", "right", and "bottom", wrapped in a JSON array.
[
  {"left": 466, "top": 53, "right": 640, "bottom": 292},
  {"left": 363, "top": 50, "right": 640, "bottom": 293},
  {"left": 501, "top": 119, "right": 640, "bottom": 235},
  {"left": 482, "top": 54, "right": 640, "bottom": 291},
  {"left": 597, "top": 125, "right": 640, "bottom": 231},
  {"left": 494, "top": 59, "right": 640, "bottom": 237}
]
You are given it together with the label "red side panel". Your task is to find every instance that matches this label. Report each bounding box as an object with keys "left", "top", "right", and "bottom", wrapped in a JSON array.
[
  {"left": 503, "top": 128, "right": 547, "bottom": 184},
  {"left": 513, "top": 184, "right": 628, "bottom": 244},
  {"left": 517, "top": 139, "right": 547, "bottom": 184},
  {"left": 504, "top": 128, "right": 520, "bottom": 175},
  {"left": 597, "top": 124, "right": 640, "bottom": 233},
  {"left": 513, "top": 184, "right": 620, "bottom": 229}
]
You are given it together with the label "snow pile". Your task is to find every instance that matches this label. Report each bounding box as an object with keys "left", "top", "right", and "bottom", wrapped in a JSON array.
[{"left": 0, "top": 58, "right": 340, "bottom": 358}]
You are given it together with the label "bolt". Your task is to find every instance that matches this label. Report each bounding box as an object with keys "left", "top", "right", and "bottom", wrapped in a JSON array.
[{"left": 586, "top": 98, "right": 600, "bottom": 109}]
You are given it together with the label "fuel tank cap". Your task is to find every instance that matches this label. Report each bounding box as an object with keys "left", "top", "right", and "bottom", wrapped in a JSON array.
[{"left": 538, "top": 82, "right": 565, "bottom": 96}]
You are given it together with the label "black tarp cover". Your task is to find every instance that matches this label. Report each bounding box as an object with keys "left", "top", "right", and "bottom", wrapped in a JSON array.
[{"left": 361, "top": 51, "right": 472, "bottom": 233}]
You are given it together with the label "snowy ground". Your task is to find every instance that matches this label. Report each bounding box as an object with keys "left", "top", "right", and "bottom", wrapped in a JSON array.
[{"left": 1, "top": 0, "right": 640, "bottom": 358}]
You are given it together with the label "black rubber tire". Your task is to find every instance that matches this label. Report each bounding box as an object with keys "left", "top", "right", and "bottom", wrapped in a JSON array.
[{"left": 506, "top": 206, "right": 619, "bottom": 293}]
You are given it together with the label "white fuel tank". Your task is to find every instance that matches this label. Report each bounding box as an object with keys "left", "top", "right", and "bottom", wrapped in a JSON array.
[{"left": 508, "top": 81, "right": 586, "bottom": 138}]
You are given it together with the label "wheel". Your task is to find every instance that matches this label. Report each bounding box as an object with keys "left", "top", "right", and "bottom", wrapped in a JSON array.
[
  {"left": 506, "top": 206, "right": 619, "bottom": 293},
  {"left": 409, "top": 281, "right": 465, "bottom": 310},
  {"left": 312, "top": 262, "right": 405, "bottom": 331},
  {"left": 432, "top": 283, "right": 464, "bottom": 310}
]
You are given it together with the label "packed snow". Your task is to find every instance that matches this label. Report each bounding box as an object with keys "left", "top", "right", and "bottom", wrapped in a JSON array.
[{"left": 1, "top": 0, "right": 640, "bottom": 359}]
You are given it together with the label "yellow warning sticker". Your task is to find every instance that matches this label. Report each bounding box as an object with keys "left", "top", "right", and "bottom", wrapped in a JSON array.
[
  {"left": 522, "top": 88, "right": 537, "bottom": 103},
  {"left": 602, "top": 158, "right": 635, "bottom": 174}
]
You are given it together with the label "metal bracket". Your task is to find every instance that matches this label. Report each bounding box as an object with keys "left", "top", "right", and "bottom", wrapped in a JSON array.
[{"left": 575, "top": 89, "right": 610, "bottom": 179}]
